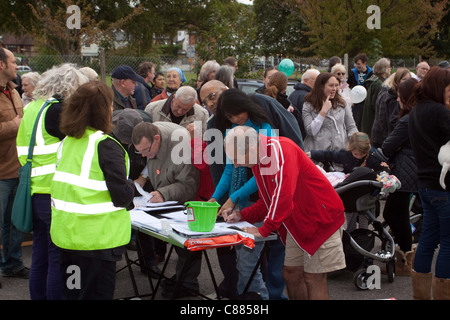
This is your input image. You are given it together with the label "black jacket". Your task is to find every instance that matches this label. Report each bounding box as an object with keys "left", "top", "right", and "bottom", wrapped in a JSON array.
[
  {"left": 310, "top": 149, "right": 387, "bottom": 174},
  {"left": 288, "top": 82, "right": 311, "bottom": 139},
  {"left": 371, "top": 86, "right": 400, "bottom": 148},
  {"left": 409, "top": 100, "right": 450, "bottom": 191},
  {"left": 382, "top": 114, "right": 418, "bottom": 192},
  {"left": 249, "top": 93, "right": 304, "bottom": 150}
]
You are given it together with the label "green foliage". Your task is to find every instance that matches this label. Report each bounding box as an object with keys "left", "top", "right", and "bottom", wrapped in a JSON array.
[{"left": 253, "top": 0, "right": 311, "bottom": 57}]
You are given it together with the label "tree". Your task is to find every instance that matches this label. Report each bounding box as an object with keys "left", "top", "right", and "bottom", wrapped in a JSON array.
[
  {"left": 123, "top": 0, "right": 219, "bottom": 55},
  {"left": 253, "top": 0, "right": 311, "bottom": 57},
  {"left": 9, "top": 0, "right": 142, "bottom": 55},
  {"left": 294, "top": 0, "right": 448, "bottom": 58},
  {"left": 195, "top": 0, "right": 259, "bottom": 76}
]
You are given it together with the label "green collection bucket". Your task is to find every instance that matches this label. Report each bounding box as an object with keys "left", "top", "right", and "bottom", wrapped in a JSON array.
[{"left": 185, "top": 201, "right": 221, "bottom": 232}]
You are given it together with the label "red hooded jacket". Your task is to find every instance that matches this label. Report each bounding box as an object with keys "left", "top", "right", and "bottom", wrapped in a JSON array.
[{"left": 240, "top": 136, "right": 345, "bottom": 256}]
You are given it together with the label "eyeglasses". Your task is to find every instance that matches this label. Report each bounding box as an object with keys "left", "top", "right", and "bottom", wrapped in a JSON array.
[
  {"left": 135, "top": 143, "right": 152, "bottom": 155},
  {"left": 336, "top": 72, "right": 346, "bottom": 76},
  {"left": 202, "top": 89, "right": 222, "bottom": 107}
]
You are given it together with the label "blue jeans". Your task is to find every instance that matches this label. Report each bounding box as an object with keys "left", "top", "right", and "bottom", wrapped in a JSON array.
[
  {"left": 265, "top": 237, "right": 288, "bottom": 300},
  {"left": 0, "top": 178, "right": 25, "bottom": 275},
  {"left": 414, "top": 188, "right": 450, "bottom": 279},
  {"left": 29, "top": 194, "right": 66, "bottom": 300},
  {"left": 235, "top": 222, "right": 269, "bottom": 300}
]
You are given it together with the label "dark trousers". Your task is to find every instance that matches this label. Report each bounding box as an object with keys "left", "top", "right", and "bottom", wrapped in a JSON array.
[
  {"left": 29, "top": 194, "right": 65, "bottom": 300},
  {"left": 59, "top": 250, "right": 117, "bottom": 300},
  {"left": 216, "top": 246, "right": 238, "bottom": 298},
  {"left": 383, "top": 191, "right": 413, "bottom": 252}
]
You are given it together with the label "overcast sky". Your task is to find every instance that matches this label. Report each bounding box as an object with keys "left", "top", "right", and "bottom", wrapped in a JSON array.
[{"left": 236, "top": 0, "right": 253, "bottom": 5}]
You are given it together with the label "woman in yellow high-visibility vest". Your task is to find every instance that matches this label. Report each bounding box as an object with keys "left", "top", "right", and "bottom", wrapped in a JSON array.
[{"left": 50, "top": 81, "right": 135, "bottom": 300}]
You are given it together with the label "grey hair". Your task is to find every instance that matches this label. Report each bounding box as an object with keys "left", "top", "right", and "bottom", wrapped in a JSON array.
[
  {"left": 33, "top": 63, "right": 89, "bottom": 100},
  {"left": 21, "top": 72, "right": 41, "bottom": 88},
  {"left": 373, "top": 58, "right": 391, "bottom": 78},
  {"left": 215, "top": 65, "right": 235, "bottom": 88},
  {"left": 79, "top": 67, "right": 98, "bottom": 82},
  {"left": 174, "top": 85, "right": 198, "bottom": 104},
  {"left": 224, "top": 126, "right": 259, "bottom": 156},
  {"left": 301, "top": 68, "right": 320, "bottom": 83},
  {"left": 198, "top": 60, "right": 220, "bottom": 82}
]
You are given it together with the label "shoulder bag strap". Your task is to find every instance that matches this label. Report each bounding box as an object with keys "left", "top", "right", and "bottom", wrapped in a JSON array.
[{"left": 26, "top": 99, "right": 56, "bottom": 162}]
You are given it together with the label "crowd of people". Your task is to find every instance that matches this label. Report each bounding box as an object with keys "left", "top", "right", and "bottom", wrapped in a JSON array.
[{"left": 0, "top": 46, "right": 449, "bottom": 300}]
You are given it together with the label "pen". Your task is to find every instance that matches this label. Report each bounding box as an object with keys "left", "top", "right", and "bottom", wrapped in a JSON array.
[{"left": 226, "top": 197, "right": 239, "bottom": 222}]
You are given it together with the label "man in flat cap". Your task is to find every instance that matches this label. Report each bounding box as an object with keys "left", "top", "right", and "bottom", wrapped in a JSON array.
[{"left": 111, "top": 65, "right": 140, "bottom": 110}]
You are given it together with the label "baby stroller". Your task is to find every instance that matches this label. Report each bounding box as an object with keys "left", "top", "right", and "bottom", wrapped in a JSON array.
[{"left": 334, "top": 167, "right": 396, "bottom": 290}]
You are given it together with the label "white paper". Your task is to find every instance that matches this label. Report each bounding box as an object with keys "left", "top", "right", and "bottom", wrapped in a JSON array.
[
  {"left": 134, "top": 182, "right": 151, "bottom": 201},
  {"left": 130, "top": 209, "right": 163, "bottom": 231}
]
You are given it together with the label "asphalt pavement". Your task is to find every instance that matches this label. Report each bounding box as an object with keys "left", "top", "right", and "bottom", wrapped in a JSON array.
[{"left": 0, "top": 230, "right": 416, "bottom": 301}]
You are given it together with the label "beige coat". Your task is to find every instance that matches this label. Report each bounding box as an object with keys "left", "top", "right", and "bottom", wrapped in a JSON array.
[
  {"left": 0, "top": 81, "right": 24, "bottom": 179},
  {"left": 148, "top": 122, "right": 200, "bottom": 203},
  {"left": 145, "top": 95, "right": 209, "bottom": 135}
]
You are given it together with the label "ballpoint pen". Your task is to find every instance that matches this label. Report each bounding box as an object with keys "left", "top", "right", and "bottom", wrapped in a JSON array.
[{"left": 226, "top": 197, "right": 239, "bottom": 222}]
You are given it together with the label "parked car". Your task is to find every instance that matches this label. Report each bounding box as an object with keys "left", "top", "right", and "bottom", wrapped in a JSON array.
[
  {"left": 237, "top": 79, "right": 299, "bottom": 96},
  {"left": 18, "top": 66, "right": 32, "bottom": 74}
]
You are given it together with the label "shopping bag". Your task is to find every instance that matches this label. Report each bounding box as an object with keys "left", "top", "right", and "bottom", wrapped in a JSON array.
[{"left": 11, "top": 161, "right": 33, "bottom": 233}]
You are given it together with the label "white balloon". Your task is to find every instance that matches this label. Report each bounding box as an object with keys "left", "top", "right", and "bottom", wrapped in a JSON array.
[{"left": 350, "top": 85, "right": 367, "bottom": 104}]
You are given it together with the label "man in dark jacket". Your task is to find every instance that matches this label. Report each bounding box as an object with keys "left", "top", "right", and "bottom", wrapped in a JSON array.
[
  {"left": 111, "top": 65, "right": 139, "bottom": 110},
  {"left": 347, "top": 54, "right": 373, "bottom": 130},
  {"left": 288, "top": 69, "right": 320, "bottom": 139}
]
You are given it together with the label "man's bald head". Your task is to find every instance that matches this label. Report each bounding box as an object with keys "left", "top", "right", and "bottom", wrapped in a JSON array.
[{"left": 199, "top": 79, "right": 228, "bottom": 114}]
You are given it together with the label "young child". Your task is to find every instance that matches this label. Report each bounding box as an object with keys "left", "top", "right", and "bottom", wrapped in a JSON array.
[
  {"left": 307, "top": 131, "right": 389, "bottom": 174},
  {"left": 308, "top": 132, "right": 388, "bottom": 230}
]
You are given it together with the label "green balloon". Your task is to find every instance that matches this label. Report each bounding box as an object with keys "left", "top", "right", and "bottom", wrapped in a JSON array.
[{"left": 279, "top": 59, "right": 295, "bottom": 77}]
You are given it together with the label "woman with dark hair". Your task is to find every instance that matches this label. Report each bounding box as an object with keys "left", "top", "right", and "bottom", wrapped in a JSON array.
[
  {"left": 50, "top": 81, "right": 135, "bottom": 300},
  {"left": 214, "top": 88, "right": 273, "bottom": 135},
  {"left": 302, "top": 72, "right": 358, "bottom": 170},
  {"left": 409, "top": 66, "right": 450, "bottom": 300},
  {"left": 210, "top": 88, "right": 274, "bottom": 299},
  {"left": 381, "top": 78, "right": 419, "bottom": 276},
  {"left": 150, "top": 71, "right": 165, "bottom": 99}
]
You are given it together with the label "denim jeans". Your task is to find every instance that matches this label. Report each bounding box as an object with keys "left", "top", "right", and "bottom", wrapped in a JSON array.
[
  {"left": 29, "top": 194, "right": 66, "bottom": 300},
  {"left": 235, "top": 222, "right": 269, "bottom": 300},
  {"left": 414, "top": 188, "right": 450, "bottom": 279},
  {"left": 0, "top": 178, "right": 25, "bottom": 275},
  {"left": 265, "top": 237, "right": 288, "bottom": 300}
]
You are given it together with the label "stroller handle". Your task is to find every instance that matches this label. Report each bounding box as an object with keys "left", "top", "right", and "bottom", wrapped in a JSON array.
[{"left": 335, "top": 180, "right": 383, "bottom": 195}]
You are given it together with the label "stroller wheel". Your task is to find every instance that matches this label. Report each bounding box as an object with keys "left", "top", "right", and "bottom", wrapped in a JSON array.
[
  {"left": 353, "top": 268, "right": 370, "bottom": 290},
  {"left": 386, "top": 260, "right": 395, "bottom": 283}
]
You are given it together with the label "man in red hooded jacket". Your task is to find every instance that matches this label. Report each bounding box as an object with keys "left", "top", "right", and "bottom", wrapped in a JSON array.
[{"left": 222, "top": 126, "right": 346, "bottom": 300}]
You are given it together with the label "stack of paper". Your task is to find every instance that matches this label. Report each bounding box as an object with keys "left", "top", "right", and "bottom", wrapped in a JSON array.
[{"left": 130, "top": 210, "right": 164, "bottom": 232}]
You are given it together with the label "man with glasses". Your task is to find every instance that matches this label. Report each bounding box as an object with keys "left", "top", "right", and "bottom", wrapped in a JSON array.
[
  {"left": 111, "top": 65, "right": 139, "bottom": 110},
  {"left": 413, "top": 61, "right": 430, "bottom": 82},
  {"left": 132, "top": 121, "right": 201, "bottom": 298}
]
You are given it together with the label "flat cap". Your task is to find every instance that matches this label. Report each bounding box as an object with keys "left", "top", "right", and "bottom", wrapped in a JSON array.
[{"left": 111, "top": 65, "right": 140, "bottom": 81}]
